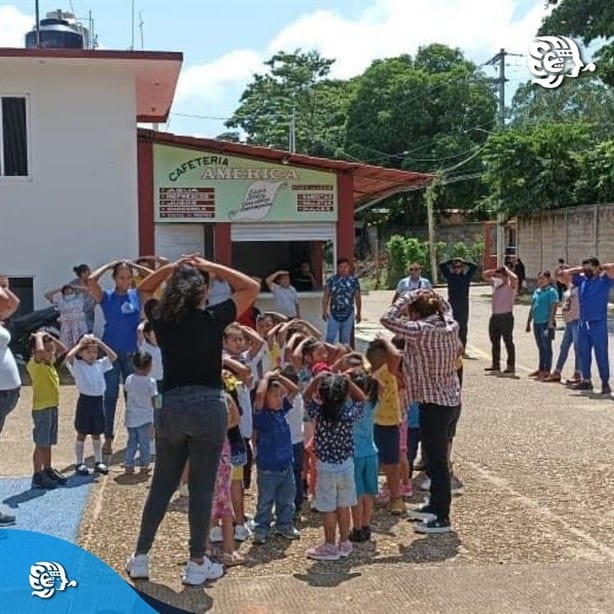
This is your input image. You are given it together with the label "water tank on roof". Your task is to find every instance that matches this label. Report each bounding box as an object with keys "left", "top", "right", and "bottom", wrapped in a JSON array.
[{"left": 25, "top": 17, "right": 84, "bottom": 49}]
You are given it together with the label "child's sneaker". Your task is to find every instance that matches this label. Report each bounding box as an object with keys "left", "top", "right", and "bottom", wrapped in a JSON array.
[
  {"left": 45, "top": 467, "right": 67, "bottom": 485},
  {"left": 75, "top": 464, "right": 89, "bottom": 476},
  {"left": 125, "top": 553, "right": 149, "bottom": 579},
  {"left": 338, "top": 540, "right": 353, "bottom": 558},
  {"left": 388, "top": 497, "right": 406, "bottom": 516},
  {"left": 94, "top": 462, "right": 108, "bottom": 475},
  {"left": 401, "top": 482, "right": 413, "bottom": 499},
  {"left": 348, "top": 528, "right": 364, "bottom": 543},
  {"left": 375, "top": 488, "right": 390, "bottom": 506},
  {"left": 306, "top": 543, "right": 340, "bottom": 561},
  {"left": 32, "top": 471, "right": 56, "bottom": 490},
  {"left": 275, "top": 525, "right": 300, "bottom": 540},
  {"left": 234, "top": 523, "right": 252, "bottom": 542},
  {"left": 209, "top": 526, "right": 223, "bottom": 543},
  {"left": 361, "top": 526, "right": 372, "bottom": 541},
  {"left": 182, "top": 557, "right": 224, "bottom": 585},
  {"left": 413, "top": 518, "right": 452, "bottom": 534},
  {"left": 253, "top": 532, "right": 267, "bottom": 545}
]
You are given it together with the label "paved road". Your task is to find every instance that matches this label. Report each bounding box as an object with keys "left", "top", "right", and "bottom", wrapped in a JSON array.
[{"left": 4, "top": 287, "right": 614, "bottom": 613}]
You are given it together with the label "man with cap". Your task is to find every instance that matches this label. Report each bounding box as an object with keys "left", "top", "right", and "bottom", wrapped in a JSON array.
[{"left": 439, "top": 257, "right": 477, "bottom": 352}]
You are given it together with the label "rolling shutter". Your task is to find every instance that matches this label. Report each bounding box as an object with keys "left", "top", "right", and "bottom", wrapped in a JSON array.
[
  {"left": 230, "top": 222, "right": 335, "bottom": 242},
  {"left": 154, "top": 224, "right": 204, "bottom": 261}
]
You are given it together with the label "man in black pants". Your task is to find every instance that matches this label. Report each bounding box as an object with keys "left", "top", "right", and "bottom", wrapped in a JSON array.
[
  {"left": 439, "top": 257, "right": 477, "bottom": 354},
  {"left": 482, "top": 265, "right": 519, "bottom": 376}
]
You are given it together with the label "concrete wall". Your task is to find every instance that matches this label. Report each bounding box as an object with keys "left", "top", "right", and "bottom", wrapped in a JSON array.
[
  {"left": 517, "top": 203, "right": 614, "bottom": 278},
  {"left": 0, "top": 60, "right": 138, "bottom": 308}
]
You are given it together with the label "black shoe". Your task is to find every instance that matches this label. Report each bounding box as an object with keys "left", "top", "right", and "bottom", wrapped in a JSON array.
[
  {"left": 348, "top": 528, "right": 364, "bottom": 543},
  {"left": 413, "top": 518, "right": 451, "bottom": 534},
  {"left": 32, "top": 471, "right": 57, "bottom": 490},
  {"left": 602, "top": 384, "right": 612, "bottom": 396},
  {"left": 571, "top": 381, "right": 593, "bottom": 391},
  {"left": 498, "top": 368, "right": 516, "bottom": 378},
  {"left": 0, "top": 512, "right": 16, "bottom": 526},
  {"left": 45, "top": 467, "right": 67, "bottom": 485},
  {"left": 484, "top": 366, "right": 500, "bottom": 373},
  {"left": 361, "top": 526, "right": 372, "bottom": 541}
]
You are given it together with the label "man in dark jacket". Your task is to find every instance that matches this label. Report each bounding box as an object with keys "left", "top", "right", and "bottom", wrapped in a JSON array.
[{"left": 439, "top": 257, "right": 477, "bottom": 351}]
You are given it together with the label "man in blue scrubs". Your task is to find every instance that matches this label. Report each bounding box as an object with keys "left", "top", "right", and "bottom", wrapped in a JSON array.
[{"left": 560, "top": 257, "right": 614, "bottom": 395}]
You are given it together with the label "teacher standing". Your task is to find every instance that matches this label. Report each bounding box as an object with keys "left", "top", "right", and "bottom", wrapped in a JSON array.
[
  {"left": 126, "top": 256, "right": 259, "bottom": 586},
  {"left": 380, "top": 289, "right": 461, "bottom": 535}
]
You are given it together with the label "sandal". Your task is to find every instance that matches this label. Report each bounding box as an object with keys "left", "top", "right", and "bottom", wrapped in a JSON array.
[{"left": 221, "top": 551, "right": 245, "bottom": 567}]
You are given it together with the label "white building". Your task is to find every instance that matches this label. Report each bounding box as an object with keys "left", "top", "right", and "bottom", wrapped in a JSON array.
[{"left": 0, "top": 48, "right": 182, "bottom": 311}]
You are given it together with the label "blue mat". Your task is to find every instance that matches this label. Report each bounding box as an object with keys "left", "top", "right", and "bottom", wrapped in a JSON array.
[{"left": 1, "top": 474, "right": 94, "bottom": 542}]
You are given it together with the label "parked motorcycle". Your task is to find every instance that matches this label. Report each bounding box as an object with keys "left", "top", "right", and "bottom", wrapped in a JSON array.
[{"left": 6, "top": 306, "right": 60, "bottom": 363}]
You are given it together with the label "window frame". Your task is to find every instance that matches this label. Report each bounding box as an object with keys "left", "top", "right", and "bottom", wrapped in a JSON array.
[{"left": 0, "top": 93, "right": 31, "bottom": 181}]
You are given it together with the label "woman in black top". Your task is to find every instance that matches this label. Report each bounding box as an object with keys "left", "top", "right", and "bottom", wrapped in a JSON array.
[{"left": 126, "top": 256, "right": 259, "bottom": 586}]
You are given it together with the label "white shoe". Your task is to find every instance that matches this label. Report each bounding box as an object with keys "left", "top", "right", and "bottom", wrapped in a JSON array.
[
  {"left": 234, "top": 523, "right": 252, "bottom": 541},
  {"left": 182, "top": 557, "right": 224, "bottom": 585},
  {"left": 125, "top": 553, "right": 149, "bottom": 579},
  {"left": 209, "top": 526, "right": 223, "bottom": 543},
  {"left": 419, "top": 478, "right": 431, "bottom": 491}
]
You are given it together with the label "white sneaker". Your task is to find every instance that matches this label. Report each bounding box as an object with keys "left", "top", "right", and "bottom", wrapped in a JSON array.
[
  {"left": 209, "top": 526, "right": 223, "bottom": 543},
  {"left": 419, "top": 478, "right": 431, "bottom": 491},
  {"left": 234, "top": 523, "right": 252, "bottom": 541},
  {"left": 125, "top": 553, "right": 149, "bottom": 579},
  {"left": 182, "top": 557, "right": 224, "bottom": 585}
]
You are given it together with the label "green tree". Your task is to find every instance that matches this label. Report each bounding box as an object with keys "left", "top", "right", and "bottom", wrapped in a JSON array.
[
  {"left": 344, "top": 44, "right": 497, "bottom": 223},
  {"left": 225, "top": 50, "right": 355, "bottom": 155},
  {"left": 539, "top": 0, "right": 614, "bottom": 86}
]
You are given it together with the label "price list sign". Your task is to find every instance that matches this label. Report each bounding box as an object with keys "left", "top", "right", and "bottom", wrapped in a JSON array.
[{"left": 159, "top": 188, "right": 216, "bottom": 219}]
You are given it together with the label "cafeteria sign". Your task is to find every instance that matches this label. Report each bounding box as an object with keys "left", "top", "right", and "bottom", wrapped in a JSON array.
[{"left": 154, "top": 144, "right": 338, "bottom": 223}]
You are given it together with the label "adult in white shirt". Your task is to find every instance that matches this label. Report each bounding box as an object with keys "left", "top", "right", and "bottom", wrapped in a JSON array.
[
  {"left": 265, "top": 270, "right": 300, "bottom": 319},
  {"left": 393, "top": 263, "right": 432, "bottom": 302},
  {"left": 207, "top": 276, "right": 232, "bottom": 306},
  {"left": 0, "top": 276, "right": 22, "bottom": 526}
]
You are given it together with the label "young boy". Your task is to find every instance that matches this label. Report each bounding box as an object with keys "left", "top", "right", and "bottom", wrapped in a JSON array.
[
  {"left": 265, "top": 270, "right": 300, "bottom": 319},
  {"left": 27, "top": 329, "right": 67, "bottom": 489},
  {"left": 252, "top": 370, "right": 300, "bottom": 544},
  {"left": 366, "top": 336, "right": 405, "bottom": 516}
]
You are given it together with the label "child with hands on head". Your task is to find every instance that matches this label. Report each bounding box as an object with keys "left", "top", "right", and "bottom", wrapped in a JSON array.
[
  {"left": 65, "top": 334, "right": 117, "bottom": 476},
  {"left": 303, "top": 366, "right": 367, "bottom": 561}
]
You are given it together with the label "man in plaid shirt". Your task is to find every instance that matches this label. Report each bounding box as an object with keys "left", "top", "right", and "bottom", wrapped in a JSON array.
[{"left": 380, "top": 289, "right": 462, "bottom": 534}]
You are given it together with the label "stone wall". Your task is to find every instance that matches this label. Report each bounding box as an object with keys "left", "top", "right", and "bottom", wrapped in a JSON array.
[
  {"left": 517, "top": 203, "right": 614, "bottom": 278},
  {"left": 382, "top": 221, "right": 485, "bottom": 247}
]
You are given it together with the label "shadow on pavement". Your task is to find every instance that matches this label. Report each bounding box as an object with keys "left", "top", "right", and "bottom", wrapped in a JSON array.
[
  {"left": 132, "top": 580, "right": 213, "bottom": 613},
  {"left": 2, "top": 473, "right": 95, "bottom": 509}
]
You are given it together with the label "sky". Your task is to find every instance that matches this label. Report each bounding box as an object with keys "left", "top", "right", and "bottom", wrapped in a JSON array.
[{"left": 0, "top": 0, "right": 553, "bottom": 139}]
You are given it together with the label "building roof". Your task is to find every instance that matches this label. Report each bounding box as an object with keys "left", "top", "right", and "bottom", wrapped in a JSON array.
[
  {"left": 138, "top": 129, "right": 434, "bottom": 205},
  {"left": 0, "top": 48, "right": 183, "bottom": 122}
]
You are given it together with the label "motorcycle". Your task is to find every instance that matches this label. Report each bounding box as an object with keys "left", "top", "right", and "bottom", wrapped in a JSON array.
[{"left": 6, "top": 306, "right": 60, "bottom": 363}]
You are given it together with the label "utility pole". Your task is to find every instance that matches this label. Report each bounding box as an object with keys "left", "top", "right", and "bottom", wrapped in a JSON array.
[
  {"left": 35, "top": 0, "right": 41, "bottom": 47},
  {"left": 486, "top": 48, "right": 522, "bottom": 266},
  {"left": 289, "top": 108, "right": 296, "bottom": 153}
]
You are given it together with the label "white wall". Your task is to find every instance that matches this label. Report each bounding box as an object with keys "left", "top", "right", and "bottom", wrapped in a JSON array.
[{"left": 0, "top": 60, "right": 138, "bottom": 308}]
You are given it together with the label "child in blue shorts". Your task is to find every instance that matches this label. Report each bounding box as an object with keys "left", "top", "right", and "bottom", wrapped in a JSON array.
[{"left": 349, "top": 369, "right": 378, "bottom": 542}]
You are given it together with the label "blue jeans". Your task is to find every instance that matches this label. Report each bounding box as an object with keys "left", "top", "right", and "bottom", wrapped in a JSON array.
[
  {"left": 103, "top": 352, "right": 134, "bottom": 439},
  {"left": 533, "top": 322, "right": 553, "bottom": 372},
  {"left": 125, "top": 423, "right": 152, "bottom": 467},
  {"left": 325, "top": 312, "right": 354, "bottom": 344},
  {"left": 578, "top": 319, "right": 610, "bottom": 384},
  {"left": 292, "top": 442, "right": 304, "bottom": 511},
  {"left": 254, "top": 465, "right": 296, "bottom": 535},
  {"left": 555, "top": 320, "right": 580, "bottom": 374}
]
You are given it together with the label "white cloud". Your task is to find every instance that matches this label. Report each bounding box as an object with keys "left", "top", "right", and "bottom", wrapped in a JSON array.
[
  {"left": 175, "top": 49, "right": 262, "bottom": 104},
  {"left": 176, "top": 0, "right": 544, "bottom": 121},
  {"left": 0, "top": 5, "right": 31, "bottom": 47}
]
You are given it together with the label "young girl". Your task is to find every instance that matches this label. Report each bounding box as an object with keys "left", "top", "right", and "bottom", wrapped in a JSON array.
[
  {"left": 304, "top": 370, "right": 367, "bottom": 561},
  {"left": 366, "top": 337, "right": 405, "bottom": 516},
  {"left": 349, "top": 369, "right": 379, "bottom": 543},
  {"left": 44, "top": 284, "right": 88, "bottom": 348},
  {"left": 210, "top": 386, "right": 245, "bottom": 566},
  {"left": 124, "top": 352, "right": 157, "bottom": 475},
  {"left": 65, "top": 334, "right": 117, "bottom": 476}
]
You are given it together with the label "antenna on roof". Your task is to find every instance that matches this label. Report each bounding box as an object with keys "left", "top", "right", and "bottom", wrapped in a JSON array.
[
  {"left": 139, "top": 11, "right": 144, "bottom": 49},
  {"left": 130, "top": 0, "right": 135, "bottom": 50}
]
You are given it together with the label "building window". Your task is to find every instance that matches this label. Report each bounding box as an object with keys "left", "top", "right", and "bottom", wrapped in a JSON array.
[{"left": 0, "top": 96, "right": 29, "bottom": 177}]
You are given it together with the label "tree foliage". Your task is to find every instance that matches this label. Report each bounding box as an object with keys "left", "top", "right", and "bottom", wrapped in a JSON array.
[
  {"left": 539, "top": 0, "right": 614, "bottom": 86},
  {"left": 224, "top": 50, "right": 355, "bottom": 156}
]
